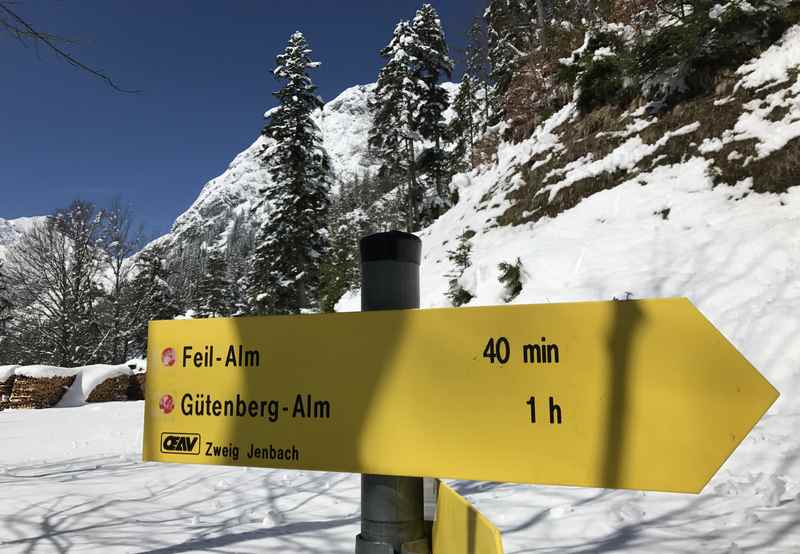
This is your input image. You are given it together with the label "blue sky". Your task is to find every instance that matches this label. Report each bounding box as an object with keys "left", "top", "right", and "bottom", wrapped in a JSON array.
[{"left": 1, "top": 1, "right": 483, "bottom": 238}]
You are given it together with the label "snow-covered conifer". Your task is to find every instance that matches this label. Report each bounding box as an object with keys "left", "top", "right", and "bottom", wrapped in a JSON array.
[
  {"left": 410, "top": 4, "right": 454, "bottom": 225},
  {"left": 126, "top": 247, "right": 180, "bottom": 357},
  {"left": 320, "top": 176, "right": 374, "bottom": 311},
  {"left": 196, "top": 248, "right": 232, "bottom": 318},
  {"left": 370, "top": 6, "right": 453, "bottom": 231},
  {"left": 248, "top": 32, "right": 331, "bottom": 315},
  {"left": 369, "top": 20, "right": 421, "bottom": 231},
  {"left": 486, "top": 0, "right": 535, "bottom": 120}
]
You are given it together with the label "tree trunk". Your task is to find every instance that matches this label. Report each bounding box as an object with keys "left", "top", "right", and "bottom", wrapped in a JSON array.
[
  {"left": 406, "top": 137, "right": 418, "bottom": 232},
  {"left": 535, "top": 0, "right": 547, "bottom": 48}
]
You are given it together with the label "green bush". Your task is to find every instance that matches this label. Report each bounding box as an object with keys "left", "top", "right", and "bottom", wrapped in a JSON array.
[
  {"left": 498, "top": 258, "right": 524, "bottom": 303},
  {"left": 636, "top": 0, "right": 796, "bottom": 105},
  {"left": 557, "top": 0, "right": 799, "bottom": 113},
  {"left": 446, "top": 231, "right": 474, "bottom": 307},
  {"left": 577, "top": 55, "right": 637, "bottom": 113},
  {"left": 556, "top": 28, "right": 638, "bottom": 113}
]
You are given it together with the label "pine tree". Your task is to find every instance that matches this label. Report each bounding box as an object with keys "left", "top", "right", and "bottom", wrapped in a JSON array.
[
  {"left": 248, "top": 32, "right": 332, "bottom": 315},
  {"left": 449, "top": 74, "right": 481, "bottom": 172},
  {"left": 320, "top": 176, "right": 374, "bottom": 311},
  {"left": 196, "top": 248, "right": 232, "bottom": 318},
  {"left": 370, "top": 6, "right": 454, "bottom": 231},
  {"left": 486, "top": 0, "right": 535, "bottom": 122},
  {"left": 369, "top": 20, "right": 421, "bottom": 232},
  {"left": 126, "top": 248, "right": 181, "bottom": 357},
  {"left": 446, "top": 231, "right": 474, "bottom": 307},
  {"left": 410, "top": 4, "right": 454, "bottom": 225},
  {"left": 465, "top": 16, "right": 493, "bottom": 129}
]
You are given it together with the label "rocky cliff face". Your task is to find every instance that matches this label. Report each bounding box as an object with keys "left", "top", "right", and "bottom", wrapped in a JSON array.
[
  {"left": 146, "top": 81, "right": 460, "bottom": 255},
  {"left": 146, "top": 83, "right": 382, "bottom": 254}
]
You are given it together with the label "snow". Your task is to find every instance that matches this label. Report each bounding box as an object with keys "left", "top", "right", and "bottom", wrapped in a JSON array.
[
  {"left": 14, "top": 365, "right": 83, "bottom": 379},
  {"left": 736, "top": 25, "right": 800, "bottom": 90},
  {"left": 336, "top": 147, "right": 800, "bottom": 550},
  {"left": 0, "top": 365, "right": 17, "bottom": 382},
  {"left": 333, "top": 28, "right": 800, "bottom": 552},
  {"left": 57, "top": 364, "right": 132, "bottom": 407},
  {"left": 732, "top": 78, "right": 800, "bottom": 160},
  {"left": 1, "top": 362, "right": 142, "bottom": 405},
  {"left": 0, "top": 402, "right": 362, "bottom": 552},
  {"left": 0, "top": 216, "right": 47, "bottom": 260},
  {"left": 542, "top": 122, "right": 701, "bottom": 201}
]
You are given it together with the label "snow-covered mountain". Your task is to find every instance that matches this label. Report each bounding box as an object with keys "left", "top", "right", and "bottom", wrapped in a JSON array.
[
  {"left": 146, "top": 84, "right": 376, "bottom": 252},
  {"left": 0, "top": 216, "right": 46, "bottom": 260},
  {"left": 146, "top": 82, "right": 459, "bottom": 254}
]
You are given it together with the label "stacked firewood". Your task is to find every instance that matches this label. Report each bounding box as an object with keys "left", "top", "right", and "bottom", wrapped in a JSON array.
[
  {"left": 7, "top": 375, "right": 75, "bottom": 409},
  {"left": 127, "top": 373, "right": 146, "bottom": 400},
  {"left": 86, "top": 374, "right": 130, "bottom": 403}
]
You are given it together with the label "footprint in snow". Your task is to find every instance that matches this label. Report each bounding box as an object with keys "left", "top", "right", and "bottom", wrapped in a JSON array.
[
  {"left": 548, "top": 505, "right": 574, "bottom": 518},
  {"left": 262, "top": 510, "right": 285, "bottom": 526},
  {"left": 215, "top": 479, "right": 230, "bottom": 490},
  {"left": 608, "top": 501, "right": 645, "bottom": 526},
  {"left": 759, "top": 475, "right": 786, "bottom": 508},
  {"left": 713, "top": 480, "right": 738, "bottom": 497}
]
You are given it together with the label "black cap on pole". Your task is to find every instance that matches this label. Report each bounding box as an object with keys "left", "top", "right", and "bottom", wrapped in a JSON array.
[
  {"left": 356, "top": 230, "right": 427, "bottom": 553},
  {"left": 360, "top": 231, "right": 421, "bottom": 265}
]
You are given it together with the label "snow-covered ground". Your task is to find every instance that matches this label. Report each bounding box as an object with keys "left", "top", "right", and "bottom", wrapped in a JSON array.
[
  {"left": 3, "top": 183, "right": 798, "bottom": 552},
  {"left": 0, "top": 402, "right": 363, "bottom": 553},
  {"left": 0, "top": 399, "right": 796, "bottom": 552}
]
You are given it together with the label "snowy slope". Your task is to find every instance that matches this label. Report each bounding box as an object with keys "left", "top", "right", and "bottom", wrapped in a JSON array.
[{"left": 332, "top": 24, "right": 800, "bottom": 552}]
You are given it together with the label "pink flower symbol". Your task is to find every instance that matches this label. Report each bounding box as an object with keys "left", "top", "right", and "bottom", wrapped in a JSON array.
[{"left": 159, "top": 394, "right": 174, "bottom": 414}]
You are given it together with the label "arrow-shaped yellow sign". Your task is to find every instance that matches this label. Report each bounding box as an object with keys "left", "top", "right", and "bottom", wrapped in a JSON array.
[{"left": 143, "top": 298, "right": 778, "bottom": 493}]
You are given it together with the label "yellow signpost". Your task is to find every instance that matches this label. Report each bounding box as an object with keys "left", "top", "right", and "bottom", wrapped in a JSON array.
[
  {"left": 143, "top": 297, "right": 778, "bottom": 493},
  {"left": 432, "top": 482, "right": 504, "bottom": 554}
]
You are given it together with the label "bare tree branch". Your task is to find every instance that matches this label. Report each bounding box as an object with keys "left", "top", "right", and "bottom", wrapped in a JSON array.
[{"left": 0, "top": 2, "right": 141, "bottom": 93}]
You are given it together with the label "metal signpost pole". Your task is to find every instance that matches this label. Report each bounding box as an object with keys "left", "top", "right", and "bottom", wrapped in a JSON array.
[{"left": 355, "top": 231, "right": 429, "bottom": 554}]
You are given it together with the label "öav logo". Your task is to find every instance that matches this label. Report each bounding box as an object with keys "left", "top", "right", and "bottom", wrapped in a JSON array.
[
  {"left": 159, "top": 394, "right": 175, "bottom": 414},
  {"left": 161, "top": 347, "right": 176, "bottom": 367},
  {"left": 160, "top": 433, "right": 201, "bottom": 455}
]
